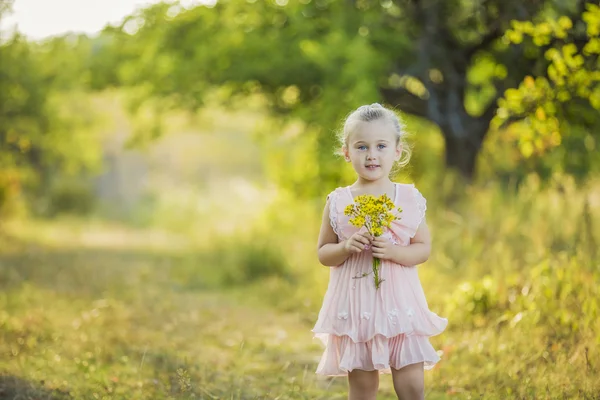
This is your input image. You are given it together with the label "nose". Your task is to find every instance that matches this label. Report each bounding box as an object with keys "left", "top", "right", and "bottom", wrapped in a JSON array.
[{"left": 367, "top": 150, "right": 376, "bottom": 160}]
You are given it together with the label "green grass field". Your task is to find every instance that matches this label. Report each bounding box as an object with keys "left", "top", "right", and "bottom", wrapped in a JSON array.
[{"left": 1, "top": 175, "right": 600, "bottom": 399}]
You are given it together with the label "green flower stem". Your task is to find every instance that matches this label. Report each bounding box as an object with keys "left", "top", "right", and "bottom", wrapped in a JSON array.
[
  {"left": 372, "top": 257, "right": 382, "bottom": 289},
  {"left": 372, "top": 235, "right": 383, "bottom": 289}
]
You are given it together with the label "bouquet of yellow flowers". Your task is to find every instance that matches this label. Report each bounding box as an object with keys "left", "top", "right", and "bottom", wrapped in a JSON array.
[{"left": 344, "top": 193, "right": 402, "bottom": 289}]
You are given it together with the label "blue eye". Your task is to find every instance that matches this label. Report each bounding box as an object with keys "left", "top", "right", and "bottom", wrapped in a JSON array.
[
  {"left": 358, "top": 145, "right": 367, "bottom": 150},
  {"left": 378, "top": 144, "right": 386, "bottom": 149}
]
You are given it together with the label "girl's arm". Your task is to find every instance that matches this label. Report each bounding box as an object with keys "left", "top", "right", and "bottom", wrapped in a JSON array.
[
  {"left": 372, "top": 218, "right": 432, "bottom": 266},
  {"left": 317, "top": 198, "right": 352, "bottom": 267},
  {"left": 393, "top": 219, "right": 432, "bottom": 266}
]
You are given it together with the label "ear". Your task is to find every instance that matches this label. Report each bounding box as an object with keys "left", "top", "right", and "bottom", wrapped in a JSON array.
[
  {"left": 342, "top": 145, "right": 351, "bottom": 162},
  {"left": 395, "top": 143, "right": 402, "bottom": 161}
]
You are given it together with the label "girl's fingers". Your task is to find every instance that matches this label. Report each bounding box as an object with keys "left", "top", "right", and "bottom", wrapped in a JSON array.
[
  {"left": 358, "top": 232, "right": 371, "bottom": 241},
  {"left": 351, "top": 245, "right": 363, "bottom": 253},
  {"left": 355, "top": 236, "right": 368, "bottom": 245},
  {"left": 354, "top": 236, "right": 371, "bottom": 246},
  {"left": 373, "top": 248, "right": 387, "bottom": 255}
]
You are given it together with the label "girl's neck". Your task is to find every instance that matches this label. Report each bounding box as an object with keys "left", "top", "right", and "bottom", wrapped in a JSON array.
[{"left": 351, "top": 177, "right": 394, "bottom": 191}]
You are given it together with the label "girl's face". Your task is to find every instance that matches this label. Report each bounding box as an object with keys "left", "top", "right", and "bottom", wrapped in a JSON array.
[{"left": 343, "top": 119, "right": 401, "bottom": 183}]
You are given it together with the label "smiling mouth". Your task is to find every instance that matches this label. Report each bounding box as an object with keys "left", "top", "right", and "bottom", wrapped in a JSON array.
[{"left": 366, "top": 165, "right": 380, "bottom": 169}]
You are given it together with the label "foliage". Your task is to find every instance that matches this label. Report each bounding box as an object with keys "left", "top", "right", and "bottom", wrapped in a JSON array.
[
  {"left": 46, "top": 179, "right": 96, "bottom": 217},
  {"left": 2, "top": 1, "right": 600, "bottom": 211},
  {"left": 0, "top": 32, "right": 104, "bottom": 213},
  {"left": 86, "top": 0, "right": 596, "bottom": 185},
  {"left": 197, "top": 238, "right": 294, "bottom": 287},
  {"left": 493, "top": 3, "right": 600, "bottom": 182}
]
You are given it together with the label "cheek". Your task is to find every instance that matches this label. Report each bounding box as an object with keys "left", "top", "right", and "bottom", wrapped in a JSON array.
[
  {"left": 349, "top": 149, "right": 362, "bottom": 158},
  {"left": 382, "top": 148, "right": 394, "bottom": 157}
]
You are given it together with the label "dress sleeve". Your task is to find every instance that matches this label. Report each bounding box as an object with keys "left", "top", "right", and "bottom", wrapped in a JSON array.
[
  {"left": 413, "top": 186, "right": 427, "bottom": 229},
  {"left": 326, "top": 189, "right": 341, "bottom": 236},
  {"left": 388, "top": 184, "right": 427, "bottom": 244}
]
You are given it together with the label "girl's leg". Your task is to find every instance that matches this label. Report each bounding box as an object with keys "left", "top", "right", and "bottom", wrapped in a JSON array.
[
  {"left": 391, "top": 362, "right": 424, "bottom": 400},
  {"left": 347, "top": 369, "right": 379, "bottom": 400}
]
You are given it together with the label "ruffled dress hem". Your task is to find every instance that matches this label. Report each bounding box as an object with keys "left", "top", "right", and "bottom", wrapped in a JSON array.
[{"left": 313, "top": 332, "right": 441, "bottom": 376}]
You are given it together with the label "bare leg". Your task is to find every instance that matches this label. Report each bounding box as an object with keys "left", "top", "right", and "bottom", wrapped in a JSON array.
[
  {"left": 391, "top": 362, "right": 424, "bottom": 400},
  {"left": 348, "top": 369, "right": 379, "bottom": 400}
]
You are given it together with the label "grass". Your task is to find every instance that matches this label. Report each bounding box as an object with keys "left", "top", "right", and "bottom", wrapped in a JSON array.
[
  {"left": 0, "top": 222, "right": 338, "bottom": 399},
  {"left": 1, "top": 174, "right": 600, "bottom": 399}
]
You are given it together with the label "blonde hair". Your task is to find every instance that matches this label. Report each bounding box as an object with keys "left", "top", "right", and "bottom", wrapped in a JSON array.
[{"left": 336, "top": 103, "right": 412, "bottom": 171}]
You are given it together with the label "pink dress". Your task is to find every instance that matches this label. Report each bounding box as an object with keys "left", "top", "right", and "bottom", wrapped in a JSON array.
[{"left": 312, "top": 183, "right": 448, "bottom": 376}]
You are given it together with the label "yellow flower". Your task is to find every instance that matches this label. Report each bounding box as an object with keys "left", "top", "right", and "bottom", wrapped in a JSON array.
[
  {"left": 345, "top": 193, "right": 401, "bottom": 238},
  {"left": 343, "top": 192, "right": 403, "bottom": 289}
]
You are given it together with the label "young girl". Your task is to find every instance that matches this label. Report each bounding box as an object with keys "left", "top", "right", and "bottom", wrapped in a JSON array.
[{"left": 312, "top": 103, "right": 448, "bottom": 400}]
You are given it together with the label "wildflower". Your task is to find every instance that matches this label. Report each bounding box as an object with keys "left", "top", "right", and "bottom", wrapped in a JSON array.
[{"left": 344, "top": 193, "right": 402, "bottom": 289}]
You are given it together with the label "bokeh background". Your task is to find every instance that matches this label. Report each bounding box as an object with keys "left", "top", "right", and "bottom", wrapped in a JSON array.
[{"left": 1, "top": 0, "right": 599, "bottom": 398}]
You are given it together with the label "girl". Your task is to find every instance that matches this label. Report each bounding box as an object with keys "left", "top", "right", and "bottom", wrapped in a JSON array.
[{"left": 312, "top": 103, "right": 448, "bottom": 400}]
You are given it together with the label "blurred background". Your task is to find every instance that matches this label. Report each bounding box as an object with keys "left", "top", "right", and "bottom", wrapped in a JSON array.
[{"left": 1, "top": 0, "right": 599, "bottom": 398}]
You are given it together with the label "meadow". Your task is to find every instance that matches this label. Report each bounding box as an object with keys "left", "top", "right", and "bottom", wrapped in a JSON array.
[{"left": 1, "top": 168, "right": 599, "bottom": 399}]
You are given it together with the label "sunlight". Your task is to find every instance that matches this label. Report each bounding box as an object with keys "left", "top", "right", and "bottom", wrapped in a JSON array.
[{"left": 1, "top": 0, "right": 162, "bottom": 39}]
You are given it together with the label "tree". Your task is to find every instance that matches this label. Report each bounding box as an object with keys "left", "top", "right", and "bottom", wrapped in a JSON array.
[
  {"left": 493, "top": 3, "right": 600, "bottom": 181},
  {"left": 0, "top": 13, "right": 102, "bottom": 211},
  {"left": 98, "top": 0, "right": 596, "bottom": 182}
]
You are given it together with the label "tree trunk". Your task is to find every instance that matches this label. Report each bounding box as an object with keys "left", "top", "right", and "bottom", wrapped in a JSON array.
[
  {"left": 382, "top": 80, "right": 496, "bottom": 181},
  {"left": 442, "top": 132, "right": 483, "bottom": 181}
]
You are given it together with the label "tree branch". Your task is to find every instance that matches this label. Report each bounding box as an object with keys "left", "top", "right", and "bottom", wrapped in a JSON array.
[
  {"left": 379, "top": 86, "right": 428, "bottom": 118},
  {"left": 465, "top": 24, "right": 503, "bottom": 59}
]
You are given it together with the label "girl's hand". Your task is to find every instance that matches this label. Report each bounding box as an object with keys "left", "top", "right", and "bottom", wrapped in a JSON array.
[
  {"left": 371, "top": 236, "right": 396, "bottom": 261},
  {"left": 344, "top": 232, "right": 372, "bottom": 254}
]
